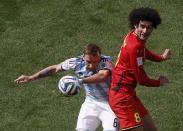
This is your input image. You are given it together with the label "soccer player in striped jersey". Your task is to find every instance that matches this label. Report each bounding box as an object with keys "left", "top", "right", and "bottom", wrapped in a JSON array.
[
  {"left": 109, "top": 7, "right": 172, "bottom": 131},
  {"left": 15, "top": 43, "right": 119, "bottom": 131}
]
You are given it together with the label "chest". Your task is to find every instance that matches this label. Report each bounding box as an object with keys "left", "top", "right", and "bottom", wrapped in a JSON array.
[{"left": 136, "top": 47, "right": 145, "bottom": 66}]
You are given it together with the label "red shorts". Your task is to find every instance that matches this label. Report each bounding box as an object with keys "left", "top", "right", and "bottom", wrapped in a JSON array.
[{"left": 109, "top": 85, "right": 148, "bottom": 130}]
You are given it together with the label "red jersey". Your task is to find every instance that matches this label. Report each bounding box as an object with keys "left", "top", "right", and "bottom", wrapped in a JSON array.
[
  {"left": 112, "top": 31, "right": 164, "bottom": 89},
  {"left": 109, "top": 31, "right": 164, "bottom": 130}
]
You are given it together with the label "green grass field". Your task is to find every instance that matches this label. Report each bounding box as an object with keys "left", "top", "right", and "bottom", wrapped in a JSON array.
[{"left": 0, "top": 0, "right": 183, "bottom": 130}]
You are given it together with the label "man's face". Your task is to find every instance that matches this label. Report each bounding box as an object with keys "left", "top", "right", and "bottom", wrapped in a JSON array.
[
  {"left": 83, "top": 54, "right": 100, "bottom": 71},
  {"left": 134, "top": 20, "right": 153, "bottom": 41}
]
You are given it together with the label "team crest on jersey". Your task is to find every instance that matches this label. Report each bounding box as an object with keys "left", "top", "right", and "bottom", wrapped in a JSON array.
[
  {"left": 100, "top": 58, "right": 112, "bottom": 70},
  {"left": 102, "top": 58, "right": 109, "bottom": 62}
]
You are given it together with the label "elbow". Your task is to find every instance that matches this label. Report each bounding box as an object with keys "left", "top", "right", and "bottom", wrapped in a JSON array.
[
  {"left": 98, "top": 76, "right": 107, "bottom": 83},
  {"left": 137, "top": 77, "right": 145, "bottom": 85},
  {"left": 138, "top": 78, "right": 160, "bottom": 87},
  {"left": 138, "top": 81, "right": 151, "bottom": 87},
  {"left": 138, "top": 79, "right": 150, "bottom": 86},
  {"left": 138, "top": 80, "right": 146, "bottom": 86},
  {"left": 97, "top": 74, "right": 109, "bottom": 83},
  {"left": 96, "top": 70, "right": 110, "bottom": 83}
]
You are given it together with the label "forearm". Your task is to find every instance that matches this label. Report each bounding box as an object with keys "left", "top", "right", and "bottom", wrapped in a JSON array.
[
  {"left": 15, "top": 64, "right": 62, "bottom": 84},
  {"left": 82, "top": 75, "right": 105, "bottom": 84},
  {"left": 82, "top": 70, "right": 110, "bottom": 84},
  {"left": 136, "top": 68, "right": 160, "bottom": 87},
  {"left": 30, "top": 65, "right": 60, "bottom": 81},
  {"left": 138, "top": 76, "right": 160, "bottom": 87},
  {"left": 145, "top": 49, "right": 164, "bottom": 62}
]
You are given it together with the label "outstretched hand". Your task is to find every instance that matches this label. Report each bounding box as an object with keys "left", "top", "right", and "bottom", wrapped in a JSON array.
[
  {"left": 14, "top": 75, "right": 32, "bottom": 84},
  {"left": 162, "top": 49, "right": 172, "bottom": 60},
  {"left": 158, "top": 76, "right": 169, "bottom": 86}
]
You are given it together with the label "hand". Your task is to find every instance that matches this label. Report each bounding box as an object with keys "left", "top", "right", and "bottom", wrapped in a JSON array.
[
  {"left": 158, "top": 76, "right": 169, "bottom": 86},
  {"left": 14, "top": 75, "right": 32, "bottom": 84},
  {"left": 161, "top": 49, "right": 172, "bottom": 60}
]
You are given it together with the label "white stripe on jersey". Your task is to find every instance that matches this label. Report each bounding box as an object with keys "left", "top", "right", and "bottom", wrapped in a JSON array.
[{"left": 60, "top": 55, "right": 112, "bottom": 102}]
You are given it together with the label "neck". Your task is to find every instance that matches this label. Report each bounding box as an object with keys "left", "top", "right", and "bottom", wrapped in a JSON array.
[{"left": 132, "top": 31, "right": 146, "bottom": 43}]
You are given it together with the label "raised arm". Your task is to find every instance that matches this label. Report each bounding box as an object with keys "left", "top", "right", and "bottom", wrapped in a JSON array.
[
  {"left": 145, "top": 48, "right": 172, "bottom": 61},
  {"left": 15, "top": 64, "right": 62, "bottom": 84},
  {"left": 145, "top": 48, "right": 164, "bottom": 61},
  {"left": 129, "top": 45, "right": 170, "bottom": 87}
]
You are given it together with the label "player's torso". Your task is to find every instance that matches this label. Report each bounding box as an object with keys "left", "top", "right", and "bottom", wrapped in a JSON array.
[
  {"left": 75, "top": 55, "right": 112, "bottom": 102},
  {"left": 113, "top": 31, "right": 145, "bottom": 86}
]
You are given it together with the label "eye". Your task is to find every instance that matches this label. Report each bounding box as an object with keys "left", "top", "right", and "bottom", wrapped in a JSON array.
[
  {"left": 86, "top": 60, "right": 91, "bottom": 64},
  {"left": 140, "top": 24, "right": 146, "bottom": 29},
  {"left": 147, "top": 25, "right": 153, "bottom": 30},
  {"left": 140, "top": 24, "right": 153, "bottom": 30}
]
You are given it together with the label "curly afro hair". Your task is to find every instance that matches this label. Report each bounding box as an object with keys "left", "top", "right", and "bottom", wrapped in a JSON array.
[{"left": 129, "top": 7, "right": 161, "bottom": 29}]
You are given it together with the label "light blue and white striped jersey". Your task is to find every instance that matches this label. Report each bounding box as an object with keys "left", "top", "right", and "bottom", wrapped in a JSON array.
[{"left": 60, "top": 55, "right": 113, "bottom": 102}]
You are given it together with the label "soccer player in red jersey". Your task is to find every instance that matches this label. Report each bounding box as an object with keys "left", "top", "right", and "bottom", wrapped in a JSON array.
[{"left": 109, "top": 7, "right": 172, "bottom": 131}]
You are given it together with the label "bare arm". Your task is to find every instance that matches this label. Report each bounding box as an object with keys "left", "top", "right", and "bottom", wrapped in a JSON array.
[
  {"left": 15, "top": 64, "right": 62, "bottom": 84},
  {"left": 80, "top": 70, "right": 111, "bottom": 84}
]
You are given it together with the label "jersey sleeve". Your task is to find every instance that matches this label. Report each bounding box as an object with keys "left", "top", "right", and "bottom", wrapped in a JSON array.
[
  {"left": 128, "top": 45, "right": 160, "bottom": 87},
  {"left": 100, "top": 56, "right": 113, "bottom": 72},
  {"left": 145, "top": 48, "right": 164, "bottom": 62},
  {"left": 60, "top": 57, "right": 78, "bottom": 71}
]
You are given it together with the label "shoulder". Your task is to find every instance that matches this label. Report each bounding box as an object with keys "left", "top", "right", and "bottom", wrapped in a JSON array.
[
  {"left": 65, "top": 56, "right": 83, "bottom": 62},
  {"left": 100, "top": 55, "right": 112, "bottom": 62},
  {"left": 125, "top": 31, "right": 141, "bottom": 48},
  {"left": 61, "top": 56, "right": 83, "bottom": 66},
  {"left": 126, "top": 37, "right": 142, "bottom": 52},
  {"left": 99, "top": 55, "right": 113, "bottom": 70}
]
